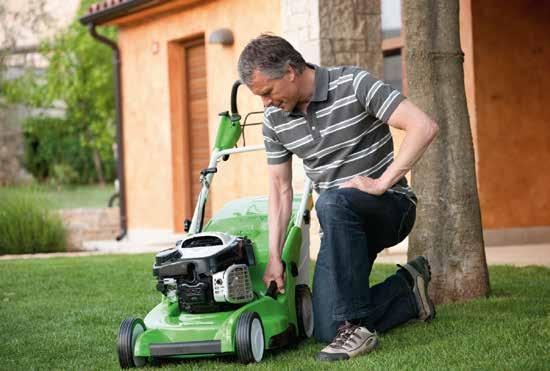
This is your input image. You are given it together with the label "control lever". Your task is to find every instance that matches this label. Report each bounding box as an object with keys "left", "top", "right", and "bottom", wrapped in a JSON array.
[{"left": 265, "top": 261, "right": 286, "bottom": 299}]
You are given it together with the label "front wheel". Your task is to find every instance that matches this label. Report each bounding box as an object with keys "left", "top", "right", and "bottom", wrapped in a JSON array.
[
  {"left": 235, "top": 312, "right": 265, "bottom": 364},
  {"left": 117, "top": 317, "right": 147, "bottom": 368}
]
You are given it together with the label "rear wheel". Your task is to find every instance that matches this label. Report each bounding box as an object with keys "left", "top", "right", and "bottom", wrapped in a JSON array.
[
  {"left": 117, "top": 317, "right": 147, "bottom": 368},
  {"left": 296, "top": 285, "right": 314, "bottom": 338},
  {"left": 235, "top": 312, "right": 264, "bottom": 363}
]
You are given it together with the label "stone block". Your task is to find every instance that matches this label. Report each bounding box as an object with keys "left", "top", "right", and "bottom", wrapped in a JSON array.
[
  {"left": 59, "top": 208, "right": 120, "bottom": 251},
  {"left": 329, "top": 39, "right": 368, "bottom": 53},
  {"left": 319, "top": 0, "right": 370, "bottom": 38}
]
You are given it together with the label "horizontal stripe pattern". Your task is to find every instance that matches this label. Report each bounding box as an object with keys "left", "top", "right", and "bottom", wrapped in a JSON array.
[
  {"left": 262, "top": 64, "right": 413, "bottom": 198},
  {"left": 316, "top": 152, "right": 395, "bottom": 189},
  {"left": 304, "top": 133, "right": 392, "bottom": 173}
]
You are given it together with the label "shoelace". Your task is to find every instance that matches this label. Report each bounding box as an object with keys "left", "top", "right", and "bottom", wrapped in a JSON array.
[{"left": 331, "top": 322, "right": 358, "bottom": 348}]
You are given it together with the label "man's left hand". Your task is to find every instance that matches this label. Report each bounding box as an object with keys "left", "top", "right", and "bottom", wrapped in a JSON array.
[{"left": 339, "top": 176, "right": 388, "bottom": 195}]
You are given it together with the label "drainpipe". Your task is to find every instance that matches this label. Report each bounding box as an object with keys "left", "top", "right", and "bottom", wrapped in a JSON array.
[{"left": 88, "top": 24, "right": 127, "bottom": 241}]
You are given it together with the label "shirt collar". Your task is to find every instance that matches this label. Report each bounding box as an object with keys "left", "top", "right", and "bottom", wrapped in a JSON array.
[
  {"left": 310, "top": 63, "right": 329, "bottom": 102},
  {"left": 282, "top": 63, "right": 329, "bottom": 117}
]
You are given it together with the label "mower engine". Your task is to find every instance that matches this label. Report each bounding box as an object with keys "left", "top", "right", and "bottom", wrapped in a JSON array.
[{"left": 153, "top": 232, "right": 256, "bottom": 314}]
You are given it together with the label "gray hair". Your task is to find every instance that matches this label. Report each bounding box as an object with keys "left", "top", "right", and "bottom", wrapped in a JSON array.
[{"left": 238, "top": 34, "right": 307, "bottom": 86}]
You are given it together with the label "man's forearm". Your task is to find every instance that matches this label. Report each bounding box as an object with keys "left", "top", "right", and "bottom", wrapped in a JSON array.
[
  {"left": 268, "top": 185, "right": 293, "bottom": 260},
  {"left": 378, "top": 110, "right": 439, "bottom": 189}
]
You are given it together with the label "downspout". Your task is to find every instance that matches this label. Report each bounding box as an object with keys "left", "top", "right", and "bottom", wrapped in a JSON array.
[{"left": 88, "top": 24, "right": 127, "bottom": 241}]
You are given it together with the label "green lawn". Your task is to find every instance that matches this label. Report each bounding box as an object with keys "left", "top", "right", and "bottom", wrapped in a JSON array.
[
  {"left": 1, "top": 255, "right": 548, "bottom": 370},
  {"left": 0, "top": 184, "right": 115, "bottom": 209}
]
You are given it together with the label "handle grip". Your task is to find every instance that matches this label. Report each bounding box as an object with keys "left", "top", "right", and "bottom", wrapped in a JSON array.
[
  {"left": 266, "top": 281, "right": 278, "bottom": 299},
  {"left": 265, "top": 261, "right": 286, "bottom": 299},
  {"left": 230, "top": 80, "right": 242, "bottom": 120}
]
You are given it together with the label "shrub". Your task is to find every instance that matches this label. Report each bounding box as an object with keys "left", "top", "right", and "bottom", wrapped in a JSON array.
[
  {"left": 0, "top": 189, "right": 67, "bottom": 254},
  {"left": 22, "top": 116, "right": 116, "bottom": 184},
  {"left": 1, "top": 0, "right": 118, "bottom": 185}
]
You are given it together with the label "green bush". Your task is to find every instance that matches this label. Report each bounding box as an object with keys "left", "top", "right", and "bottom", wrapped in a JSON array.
[
  {"left": 1, "top": 0, "right": 118, "bottom": 185},
  {"left": 0, "top": 190, "right": 67, "bottom": 254},
  {"left": 22, "top": 116, "right": 116, "bottom": 184}
]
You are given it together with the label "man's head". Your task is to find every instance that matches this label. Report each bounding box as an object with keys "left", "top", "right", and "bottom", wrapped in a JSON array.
[{"left": 238, "top": 34, "right": 308, "bottom": 112}]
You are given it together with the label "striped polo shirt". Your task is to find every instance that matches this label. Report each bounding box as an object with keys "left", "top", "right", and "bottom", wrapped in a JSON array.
[{"left": 263, "top": 64, "right": 416, "bottom": 200}]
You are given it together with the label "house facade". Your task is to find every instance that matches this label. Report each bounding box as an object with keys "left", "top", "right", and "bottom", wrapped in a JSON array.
[{"left": 81, "top": 0, "right": 550, "bottom": 246}]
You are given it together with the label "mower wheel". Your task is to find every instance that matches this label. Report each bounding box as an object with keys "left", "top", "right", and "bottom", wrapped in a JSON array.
[
  {"left": 296, "top": 285, "right": 314, "bottom": 338},
  {"left": 117, "top": 317, "right": 147, "bottom": 368},
  {"left": 235, "top": 312, "right": 265, "bottom": 364}
]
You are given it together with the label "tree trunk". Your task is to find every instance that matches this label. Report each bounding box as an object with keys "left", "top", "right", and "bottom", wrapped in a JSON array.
[
  {"left": 402, "top": 0, "right": 490, "bottom": 303},
  {"left": 92, "top": 147, "right": 105, "bottom": 186}
]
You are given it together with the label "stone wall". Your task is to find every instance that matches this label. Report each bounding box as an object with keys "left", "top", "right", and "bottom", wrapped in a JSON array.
[
  {"left": 281, "top": 0, "right": 383, "bottom": 77},
  {"left": 281, "top": 0, "right": 321, "bottom": 64},
  {"left": 0, "top": 102, "right": 32, "bottom": 186},
  {"left": 318, "top": 0, "right": 383, "bottom": 77},
  {"left": 58, "top": 208, "right": 120, "bottom": 251}
]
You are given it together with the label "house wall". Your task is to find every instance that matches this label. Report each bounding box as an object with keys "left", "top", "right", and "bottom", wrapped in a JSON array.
[
  {"left": 117, "top": 0, "right": 280, "bottom": 232},
  {"left": 471, "top": 0, "right": 550, "bottom": 229}
]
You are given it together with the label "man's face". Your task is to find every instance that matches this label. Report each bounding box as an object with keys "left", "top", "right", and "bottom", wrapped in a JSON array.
[{"left": 248, "top": 67, "right": 299, "bottom": 112}]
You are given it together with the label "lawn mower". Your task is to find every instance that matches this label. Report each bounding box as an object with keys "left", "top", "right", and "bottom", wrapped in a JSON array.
[{"left": 117, "top": 81, "right": 314, "bottom": 368}]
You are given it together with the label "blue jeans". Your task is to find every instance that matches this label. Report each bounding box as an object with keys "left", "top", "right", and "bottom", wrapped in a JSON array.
[{"left": 312, "top": 187, "right": 418, "bottom": 342}]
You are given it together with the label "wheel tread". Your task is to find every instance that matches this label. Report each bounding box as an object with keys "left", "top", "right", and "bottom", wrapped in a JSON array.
[
  {"left": 236, "top": 312, "right": 263, "bottom": 364},
  {"left": 296, "top": 285, "right": 313, "bottom": 339},
  {"left": 117, "top": 317, "right": 145, "bottom": 369}
]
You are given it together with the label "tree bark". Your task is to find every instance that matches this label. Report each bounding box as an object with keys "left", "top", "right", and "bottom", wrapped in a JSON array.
[
  {"left": 402, "top": 0, "right": 490, "bottom": 303},
  {"left": 92, "top": 147, "right": 105, "bottom": 186}
]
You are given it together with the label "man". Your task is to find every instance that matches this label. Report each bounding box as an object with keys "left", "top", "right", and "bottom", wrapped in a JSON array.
[{"left": 238, "top": 34, "right": 438, "bottom": 361}]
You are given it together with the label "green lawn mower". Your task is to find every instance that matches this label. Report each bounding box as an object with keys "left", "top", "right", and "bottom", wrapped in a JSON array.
[{"left": 117, "top": 81, "right": 314, "bottom": 368}]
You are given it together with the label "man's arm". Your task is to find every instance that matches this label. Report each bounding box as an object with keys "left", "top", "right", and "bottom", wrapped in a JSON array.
[
  {"left": 264, "top": 159, "right": 293, "bottom": 293},
  {"left": 340, "top": 99, "right": 438, "bottom": 194}
]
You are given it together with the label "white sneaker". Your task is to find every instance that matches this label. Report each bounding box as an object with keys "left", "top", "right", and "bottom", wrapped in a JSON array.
[{"left": 315, "top": 322, "right": 379, "bottom": 361}]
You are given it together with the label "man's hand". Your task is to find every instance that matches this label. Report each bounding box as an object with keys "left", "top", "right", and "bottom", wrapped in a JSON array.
[
  {"left": 339, "top": 175, "right": 389, "bottom": 195},
  {"left": 263, "top": 256, "right": 285, "bottom": 294}
]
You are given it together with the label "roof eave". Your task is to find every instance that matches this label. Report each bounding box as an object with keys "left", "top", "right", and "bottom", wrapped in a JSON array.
[{"left": 79, "top": 0, "right": 158, "bottom": 26}]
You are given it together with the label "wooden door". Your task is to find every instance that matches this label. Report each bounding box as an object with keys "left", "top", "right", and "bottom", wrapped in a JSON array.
[
  {"left": 169, "top": 37, "right": 210, "bottom": 233},
  {"left": 185, "top": 40, "right": 210, "bottom": 220}
]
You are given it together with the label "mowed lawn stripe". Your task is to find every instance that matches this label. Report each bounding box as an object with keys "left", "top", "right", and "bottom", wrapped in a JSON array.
[{"left": 1, "top": 255, "right": 549, "bottom": 370}]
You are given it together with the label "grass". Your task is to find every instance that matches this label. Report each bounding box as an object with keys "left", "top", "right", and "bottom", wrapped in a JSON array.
[
  {"left": 0, "top": 184, "right": 115, "bottom": 209},
  {"left": 1, "top": 255, "right": 549, "bottom": 370}
]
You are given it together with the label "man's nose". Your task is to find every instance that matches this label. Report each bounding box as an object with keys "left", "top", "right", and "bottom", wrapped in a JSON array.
[{"left": 261, "top": 96, "right": 272, "bottom": 107}]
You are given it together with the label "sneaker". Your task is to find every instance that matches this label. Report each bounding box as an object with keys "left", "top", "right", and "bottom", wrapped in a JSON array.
[
  {"left": 398, "top": 256, "right": 436, "bottom": 321},
  {"left": 315, "top": 322, "right": 379, "bottom": 361}
]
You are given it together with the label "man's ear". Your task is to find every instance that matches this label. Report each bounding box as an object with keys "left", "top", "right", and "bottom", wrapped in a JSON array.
[{"left": 285, "top": 65, "right": 296, "bottom": 82}]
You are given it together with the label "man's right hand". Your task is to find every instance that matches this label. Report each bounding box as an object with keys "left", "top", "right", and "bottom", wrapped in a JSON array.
[{"left": 263, "top": 256, "right": 285, "bottom": 294}]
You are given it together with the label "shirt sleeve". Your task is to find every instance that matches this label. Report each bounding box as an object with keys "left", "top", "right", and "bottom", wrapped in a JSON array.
[
  {"left": 351, "top": 68, "right": 406, "bottom": 123},
  {"left": 263, "top": 114, "right": 292, "bottom": 165}
]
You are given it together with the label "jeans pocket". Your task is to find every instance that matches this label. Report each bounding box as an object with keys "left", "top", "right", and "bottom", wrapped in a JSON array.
[{"left": 397, "top": 202, "right": 416, "bottom": 243}]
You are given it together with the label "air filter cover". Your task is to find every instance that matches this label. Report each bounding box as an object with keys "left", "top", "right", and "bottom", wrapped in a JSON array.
[{"left": 212, "top": 264, "right": 254, "bottom": 304}]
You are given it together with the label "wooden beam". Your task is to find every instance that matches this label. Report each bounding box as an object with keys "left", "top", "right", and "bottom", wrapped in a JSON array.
[
  {"left": 103, "top": 0, "right": 212, "bottom": 26},
  {"left": 382, "top": 36, "right": 404, "bottom": 52}
]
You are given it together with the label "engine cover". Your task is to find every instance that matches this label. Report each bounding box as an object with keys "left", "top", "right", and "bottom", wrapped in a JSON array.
[
  {"left": 153, "top": 232, "right": 256, "bottom": 314},
  {"left": 153, "top": 232, "right": 255, "bottom": 279}
]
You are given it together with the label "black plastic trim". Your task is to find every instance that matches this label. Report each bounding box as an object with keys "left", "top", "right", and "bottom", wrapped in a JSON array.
[
  {"left": 149, "top": 340, "right": 221, "bottom": 356},
  {"left": 268, "top": 325, "right": 295, "bottom": 348}
]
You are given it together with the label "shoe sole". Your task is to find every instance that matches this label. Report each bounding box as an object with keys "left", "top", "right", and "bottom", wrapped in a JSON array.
[{"left": 400, "top": 257, "right": 436, "bottom": 322}]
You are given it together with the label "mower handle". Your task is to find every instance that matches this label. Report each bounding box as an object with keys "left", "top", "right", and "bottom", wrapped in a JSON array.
[
  {"left": 266, "top": 281, "right": 279, "bottom": 299},
  {"left": 230, "top": 80, "right": 241, "bottom": 120}
]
